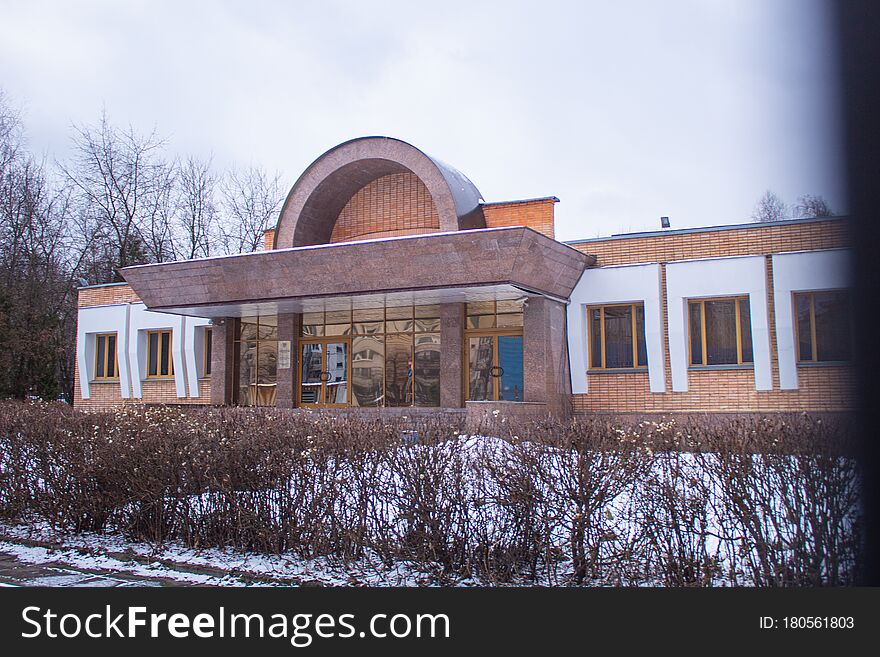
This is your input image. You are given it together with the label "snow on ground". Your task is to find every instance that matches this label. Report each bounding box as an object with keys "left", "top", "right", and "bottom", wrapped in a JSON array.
[{"left": 0, "top": 522, "right": 444, "bottom": 587}]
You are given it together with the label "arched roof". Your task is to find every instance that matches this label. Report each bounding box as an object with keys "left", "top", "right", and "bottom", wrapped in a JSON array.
[{"left": 273, "top": 137, "right": 485, "bottom": 248}]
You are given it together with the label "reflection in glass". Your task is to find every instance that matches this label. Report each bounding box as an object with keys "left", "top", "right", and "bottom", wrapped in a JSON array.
[
  {"left": 385, "top": 334, "right": 412, "bottom": 406},
  {"left": 238, "top": 340, "right": 257, "bottom": 405},
  {"left": 689, "top": 302, "right": 703, "bottom": 365},
  {"left": 386, "top": 306, "right": 413, "bottom": 320},
  {"left": 496, "top": 313, "right": 523, "bottom": 328},
  {"left": 96, "top": 335, "right": 106, "bottom": 378},
  {"left": 324, "top": 342, "right": 348, "bottom": 404},
  {"left": 300, "top": 343, "right": 323, "bottom": 405},
  {"left": 352, "top": 335, "right": 384, "bottom": 407},
  {"left": 498, "top": 336, "right": 523, "bottom": 401},
  {"left": 603, "top": 306, "right": 633, "bottom": 368},
  {"left": 414, "top": 304, "right": 441, "bottom": 318},
  {"left": 797, "top": 294, "right": 813, "bottom": 361},
  {"left": 414, "top": 318, "right": 441, "bottom": 332},
  {"left": 387, "top": 320, "right": 414, "bottom": 333},
  {"left": 704, "top": 300, "right": 738, "bottom": 365},
  {"left": 590, "top": 309, "right": 602, "bottom": 368},
  {"left": 468, "top": 336, "right": 494, "bottom": 401},
  {"left": 814, "top": 291, "right": 851, "bottom": 361},
  {"left": 635, "top": 306, "right": 647, "bottom": 366},
  {"left": 296, "top": 305, "right": 442, "bottom": 407},
  {"left": 148, "top": 331, "right": 159, "bottom": 375},
  {"left": 739, "top": 300, "right": 753, "bottom": 363},
  {"left": 414, "top": 333, "right": 440, "bottom": 406}
]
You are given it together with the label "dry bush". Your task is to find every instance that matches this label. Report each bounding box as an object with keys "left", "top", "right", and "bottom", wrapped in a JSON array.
[{"left": 0, "top": 402, "right": 863, "bottom": 585}]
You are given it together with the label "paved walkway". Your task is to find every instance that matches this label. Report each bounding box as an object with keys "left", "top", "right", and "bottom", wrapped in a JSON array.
[{"left": 0, "top": 550, "right": 183, "bottom": 587}]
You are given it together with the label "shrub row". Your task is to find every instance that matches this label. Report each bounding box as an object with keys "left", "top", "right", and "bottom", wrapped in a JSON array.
[{"left": 0, "top": 402, "right": 863, "bottom": 585}]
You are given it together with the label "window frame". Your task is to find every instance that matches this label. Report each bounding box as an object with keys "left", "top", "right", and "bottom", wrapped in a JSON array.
[
  {"left": 146, "top": 329, "right": 175, "bottom": 378},
  {"left": 793, "top": 289, "right": 852, "bottom": 364},
  {"left": 204, "top": 327, "right": 212, "bottom": 377},
  {"left": 586, "top": 303, "right": 648, "bottom": 371},
  {"left": 93, "top": 332, "right": 119, "bottom": 380},
  {"left": 687, "top": 296, "right": 753, "bottom": 367}
]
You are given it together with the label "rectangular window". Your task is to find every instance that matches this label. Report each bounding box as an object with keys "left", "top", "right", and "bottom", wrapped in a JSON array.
[
  {"left": 204, "top": 328, "right": 212, "bottom": 376},
  {"left": 300, "top": 305, "right": 442, "bottom": 408},
  {"left": 794, "top": 290, "right": 852, "bottom": 363},
  {"left": 94, "top": 333, "right": 118, "bottom": 379},
  {"left": 587, "top": 303, "right": 648, "bottom": 370},
  {"left": 147, "top": 329, "right": 174, "bottom": 377},
  {"left": 688, "top": 297, "right": 753, "bottom": 366},
  {"left": 235, "top": 316, "right": 277, "bottom": 406}
]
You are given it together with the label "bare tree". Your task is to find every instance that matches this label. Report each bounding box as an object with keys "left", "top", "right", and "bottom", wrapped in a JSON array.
[
  {"left": 751, "top": 190, "right": 789, "bottom": 223},
  {"left": 0, "top": 92, "right": 80, "bottom": 400},
  {"left": 219, "top": 165, "right": 284, "bottom": 254},
  {"left": 59, "top": 111, "right": 176, "bottom": 282},
  {"left": 793, "top": 194, "right": 835, "bottom": 218},
  {"left": 176, "top": 155, "right": 218, "bottom": 259}
]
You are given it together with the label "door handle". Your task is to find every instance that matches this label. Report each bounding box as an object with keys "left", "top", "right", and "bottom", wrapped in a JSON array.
[
  {"left": 319, "top": 371, "right": 330, "bottom": 382},
  {"left": 490, "top": 366, "right": 504, "bottom": 377}
]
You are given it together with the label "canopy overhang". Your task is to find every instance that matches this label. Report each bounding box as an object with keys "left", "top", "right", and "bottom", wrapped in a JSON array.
[{"left": 121, "top": 226, "right": 593, "bottom": 319}]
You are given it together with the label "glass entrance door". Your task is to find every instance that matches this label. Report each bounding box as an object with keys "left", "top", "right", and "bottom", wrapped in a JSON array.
[
  {"left": 299, "top": 339, "right": 349, "bottom": 407},
  {"left": 467, "top": 333, "right": 524, "bottom": 402}
]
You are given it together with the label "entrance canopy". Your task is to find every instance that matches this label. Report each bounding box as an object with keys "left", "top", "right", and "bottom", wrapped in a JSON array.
[{"left": 121, "top": 226, "right": 593, "bottom": 318}]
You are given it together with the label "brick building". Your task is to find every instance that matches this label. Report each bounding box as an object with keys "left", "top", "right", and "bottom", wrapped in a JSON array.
[{"left": 74, "top": 137, "right": 853, "bottom": 417}]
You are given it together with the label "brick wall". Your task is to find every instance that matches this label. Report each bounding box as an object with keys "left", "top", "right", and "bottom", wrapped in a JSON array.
[
  {"left": 330, "top": 172, "right": 440, "bottom": 243},
  {"left": 78, "top": 284, "right": 141, "bottom": 308},
  {"left": 569, "top": 218, "right": 855, "bottom": 415},
  {"left": 482, "top": 197, "right": 556, "bottom": 239},
  {"left": 568, "top": 218, "right": 849, "bottom": 265},
  {"left": 73, "top": 368, "right": 212, "bottom": 412}
]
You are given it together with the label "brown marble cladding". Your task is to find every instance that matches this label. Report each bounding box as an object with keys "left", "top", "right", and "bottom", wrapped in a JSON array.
[
  {"left": 210, "top": 319, "right": 235, "bottom": 405},
  {"left": 440, "top": 303, "right": 464, "bottom": 408},
  {"left": 276, "top": 313, "right": 298, "bottom": 408},
  {"left": 121, "top": 227, "right": 592, "bottom": 313},
  {"left": 523, "top": 296, "right": 572, "bottom": 416}
]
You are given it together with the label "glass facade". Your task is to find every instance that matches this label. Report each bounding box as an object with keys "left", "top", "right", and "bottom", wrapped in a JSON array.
[
  {"left": 300, "top": 305, "right": 441, "bottom": 407},
  {"left": 235, "top": 316, "right": 278, "bottom": 406},
  {"left": 465, "top": 301, "right": 525, "bottom": 402}
]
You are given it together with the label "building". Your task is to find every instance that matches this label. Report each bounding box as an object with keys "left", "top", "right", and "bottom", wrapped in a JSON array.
[{"left": 74, "top": 137, "right": 854, "bottom": 418}]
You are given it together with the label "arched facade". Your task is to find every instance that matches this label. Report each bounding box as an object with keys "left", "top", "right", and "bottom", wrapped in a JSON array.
[
  {"left": 273, "top": 136, "right": 486, "bottom": 248},
  {"left": 330, "top": 172, "right": 440, "bottom": 243}
]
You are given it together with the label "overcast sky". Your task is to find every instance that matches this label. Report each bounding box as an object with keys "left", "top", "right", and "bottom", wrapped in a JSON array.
[{"left": 0, "top": 0, "right": 843, "bottom": 240}]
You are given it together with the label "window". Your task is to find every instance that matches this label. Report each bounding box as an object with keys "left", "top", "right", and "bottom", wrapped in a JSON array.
[
  {"left": 300, "top": 305, "right": 441, "bottom": 408},
  {"left": 236, "top": 316, "right": 277, "bottom": 406},
  {"left": 94, "top": 333, "right": 118, "bottom": 380},
  {"left": 204, "top": 327, "right": 212, "bottom": 376},
  {"left": 147, "top": 329, "right": 174, "bottom": 377},
  {"left": 588, "top": 303, "right": 647, "bottom": 369},
  {"left": 465, "top": 301, "right": 524, "bottom": 402},
  {"left": 795, "top": 290, "right": 852, "bottom": 363},
  {"left": 688, "top": 297, "right": 753, "bottom": 366}
]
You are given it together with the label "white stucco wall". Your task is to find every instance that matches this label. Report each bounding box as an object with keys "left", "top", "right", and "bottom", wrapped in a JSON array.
[
  {"left": 185, "top": 317, "right": 212, "bottom": 397},
  {"left": 127, "top": 303, "right": 187, "bottom": 399},
  {"left": 76, "top": 304, "right": 132, "bottom": 400},
  {"left": 567, "top": 263, "right": 665, "bottom": 394},
  {"left": 772, "top": 249, "right": 852, "bottom": 390},
  {"left": 665, "top": 255, "right": 772, "bottom": 392}
]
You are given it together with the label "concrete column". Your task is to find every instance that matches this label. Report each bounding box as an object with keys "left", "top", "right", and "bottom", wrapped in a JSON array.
[
  {"left": 275, "top": 313, "right": 298, "bottom": 408},
  {"left": 523, "top": 297, "right": 572, "bottom": 416},
  {"left": 210, "top": 318, "right": 236, "bottom": 405},
  {"left": 440, "top": 303, "right": 464, "bottom": 408}
]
